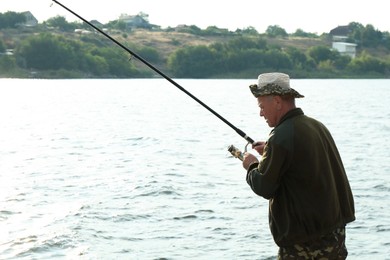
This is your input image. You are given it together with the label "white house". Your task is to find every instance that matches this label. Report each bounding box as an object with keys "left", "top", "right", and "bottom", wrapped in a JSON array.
[
  {"left": 329, "top": 25, "right": 357, "bottom": 58},
  {"left": 332, "top": 42, "right": 357, "bottom": 58}
]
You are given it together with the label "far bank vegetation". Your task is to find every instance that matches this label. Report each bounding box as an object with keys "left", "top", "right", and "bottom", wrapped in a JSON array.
[{"left": 1, "top": 11, "right": 389, "bottom": 78}]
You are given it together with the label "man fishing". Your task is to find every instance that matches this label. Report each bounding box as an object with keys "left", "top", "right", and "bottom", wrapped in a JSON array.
[
  {"left": 242, "top": 72, "right": 355, "bottom": 259},
  {"left": 51, "top": 2, "right": 355, "bottom": 257}
]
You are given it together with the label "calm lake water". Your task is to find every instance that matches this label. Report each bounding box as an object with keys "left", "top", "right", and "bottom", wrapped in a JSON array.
[{"left": 0, "top": 78, "right": 389, "bottom": 259}]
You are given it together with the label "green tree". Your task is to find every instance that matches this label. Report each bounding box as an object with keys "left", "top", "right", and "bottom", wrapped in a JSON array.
[
  {"left": 266, "top": 25, "right": 288, "bottom": 38},
  {"left": 239, "top": 26, "right": 259, "bottom": 36},
  {"left": 347, "top": 22, "right": 364, "bottom": 44},
  {"left": 307, "top": 46, "right": 332, "bottom": 64},
  {"left": 45, "top": 16, "right": 77, "bottom": 32},
  {"left": 347, "top": 22, "right": 383, "bottom": 47},
  {"left": 0, "top": 11, "right": 26, "bottom": 29},
  {"left": 15, "top": 32, "right": 144, "bottom": 77},
  {"left": 224, "top": 37, "right": 267, "bottom": 51},
  {"left": 361, "top": 24, "right": 383, "bottom": 47},
  {"left": 333, "top": 54, "right": 351, "bottom": 70},
  {"left": 292, "top": 29, "right": 318, "bottom": 38},
  {"left": 90, "top": 47, "right": 140, "bottom": 77},
  {"left": 106, "top": 20, "right": 127, "bottom": 31},
  {"left": 83, "top": 52, "right": 109, "bottom": 75},
  {"left": 168, "top": 45, "right": 220, "bottom": 77},
  {"left": 0, "top": 39, "right": 6, "bottom": 53},
  {"left": 175, "top": 25, "right": 202, "bottom": 35},
  {"left": 136, "top": 46, "right": 160, "bottom": 63},
  {"left": 285, "top": 47, "right": 308, "bottom": 69},
  {"left": 203, "top": 26, "right": 230, "bottom": 36},
  {"left": 317, "top": 60, "right": 335, "bottom": 72},
  {"left": 0, "top": 55, "right": 17, "bottom": 72},
  {"left": 347, "top": 51, "right": 387, "bottom": 74},
  {"left": 16, "top": 33, "right": 78, "bottom": 70},
  {"left": 382, "top": 31, "right": 390, "bottom": 50},
  {"left": 263, "top": 49, "right": 292, "bottom": 70}
]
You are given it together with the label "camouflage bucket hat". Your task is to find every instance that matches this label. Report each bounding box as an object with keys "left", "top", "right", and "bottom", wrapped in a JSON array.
[{"left": 249, "top": 72, "right": 304, "bottom": 98}]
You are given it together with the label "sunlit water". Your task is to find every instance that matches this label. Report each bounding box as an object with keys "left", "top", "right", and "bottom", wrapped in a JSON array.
[{"left": 0, "top": 78, "right": 389, "bottom": 259}]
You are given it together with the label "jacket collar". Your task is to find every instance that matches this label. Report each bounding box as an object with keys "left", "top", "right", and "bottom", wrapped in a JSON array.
[{"left": 276, "top": 108, "right": 304, "bottom": 127}]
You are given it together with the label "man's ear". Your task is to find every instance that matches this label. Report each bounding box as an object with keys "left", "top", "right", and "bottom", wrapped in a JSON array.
[
  {"left": 273, "top": 95, "right": 282, "bottom": 105},
  {"left": 273, "top": 96, "right": 283, "bottom": 110}
]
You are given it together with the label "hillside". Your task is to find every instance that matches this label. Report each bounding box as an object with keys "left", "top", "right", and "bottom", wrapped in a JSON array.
[
  {"left": 117, "top": 29, "right": 330, "bottom": 64},
  {"left": 2, "top": 27, "right": 330, "bottom": 54},
  {"left": 90, "top": 29, "right": 332, "bottom": 74},
  {"left": 82, "top": 29, "right": 390, "bottom": 74},
  {"left": 1, "top": 26, "right": 390, "bottom": 78}
]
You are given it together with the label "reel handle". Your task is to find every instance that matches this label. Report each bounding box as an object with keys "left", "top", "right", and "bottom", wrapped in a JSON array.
[{"left": 228, "top": 145, "right": 244, "bottom": 161}]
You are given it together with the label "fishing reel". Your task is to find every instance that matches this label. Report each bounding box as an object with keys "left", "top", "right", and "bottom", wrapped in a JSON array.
[{"left": 227, "top": 142, "right": 250, "bottom": 161}]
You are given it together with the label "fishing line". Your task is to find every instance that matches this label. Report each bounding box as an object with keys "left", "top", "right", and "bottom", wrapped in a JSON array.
[{"left": 52, "top": 0, "right": 255, "bottom": 150}]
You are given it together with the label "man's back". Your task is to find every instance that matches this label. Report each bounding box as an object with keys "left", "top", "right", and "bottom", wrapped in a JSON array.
[{"left": 269, "top": 109, "right": 355, "bottom": 246}]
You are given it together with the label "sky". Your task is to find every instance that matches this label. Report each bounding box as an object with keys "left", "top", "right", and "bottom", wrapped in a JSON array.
[{"left": 1, "top": 0, "right": 389, "bottom": 34}]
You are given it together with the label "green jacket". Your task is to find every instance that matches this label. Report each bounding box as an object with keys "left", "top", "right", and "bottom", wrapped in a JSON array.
[{"left": 247, "top": 108, "right": 355, "bottom": 247}]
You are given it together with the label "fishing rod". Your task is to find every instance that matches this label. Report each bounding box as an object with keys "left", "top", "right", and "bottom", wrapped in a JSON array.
[{"left": 52, "top": 0, "right": 254, "bottom": 159}]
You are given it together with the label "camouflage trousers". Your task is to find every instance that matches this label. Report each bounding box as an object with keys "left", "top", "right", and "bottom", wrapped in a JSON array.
[{"left": 278, "top": 227, "right": 348, "bottom": 260}]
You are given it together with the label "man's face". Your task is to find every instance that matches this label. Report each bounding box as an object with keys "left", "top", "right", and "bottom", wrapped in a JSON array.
[{"left": 257, "top": 95, "right": 279, "bottom": 127}]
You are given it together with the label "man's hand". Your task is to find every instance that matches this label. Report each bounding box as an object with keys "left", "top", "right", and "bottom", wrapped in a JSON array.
[
  {"left": 242, "top": 153, "right": 259, "bottom": 170},
  {"left": 252, "top": 141, "right": 266, "bottom": 155}
]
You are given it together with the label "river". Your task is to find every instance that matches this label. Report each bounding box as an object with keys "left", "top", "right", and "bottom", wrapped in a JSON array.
[{"left": 0, "top": 78, "right": 389, "bottom": 259}]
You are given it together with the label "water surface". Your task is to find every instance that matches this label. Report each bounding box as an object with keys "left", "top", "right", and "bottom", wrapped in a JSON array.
[{"left": 0, "top": 78, "right": 389, "bottom": 259}]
